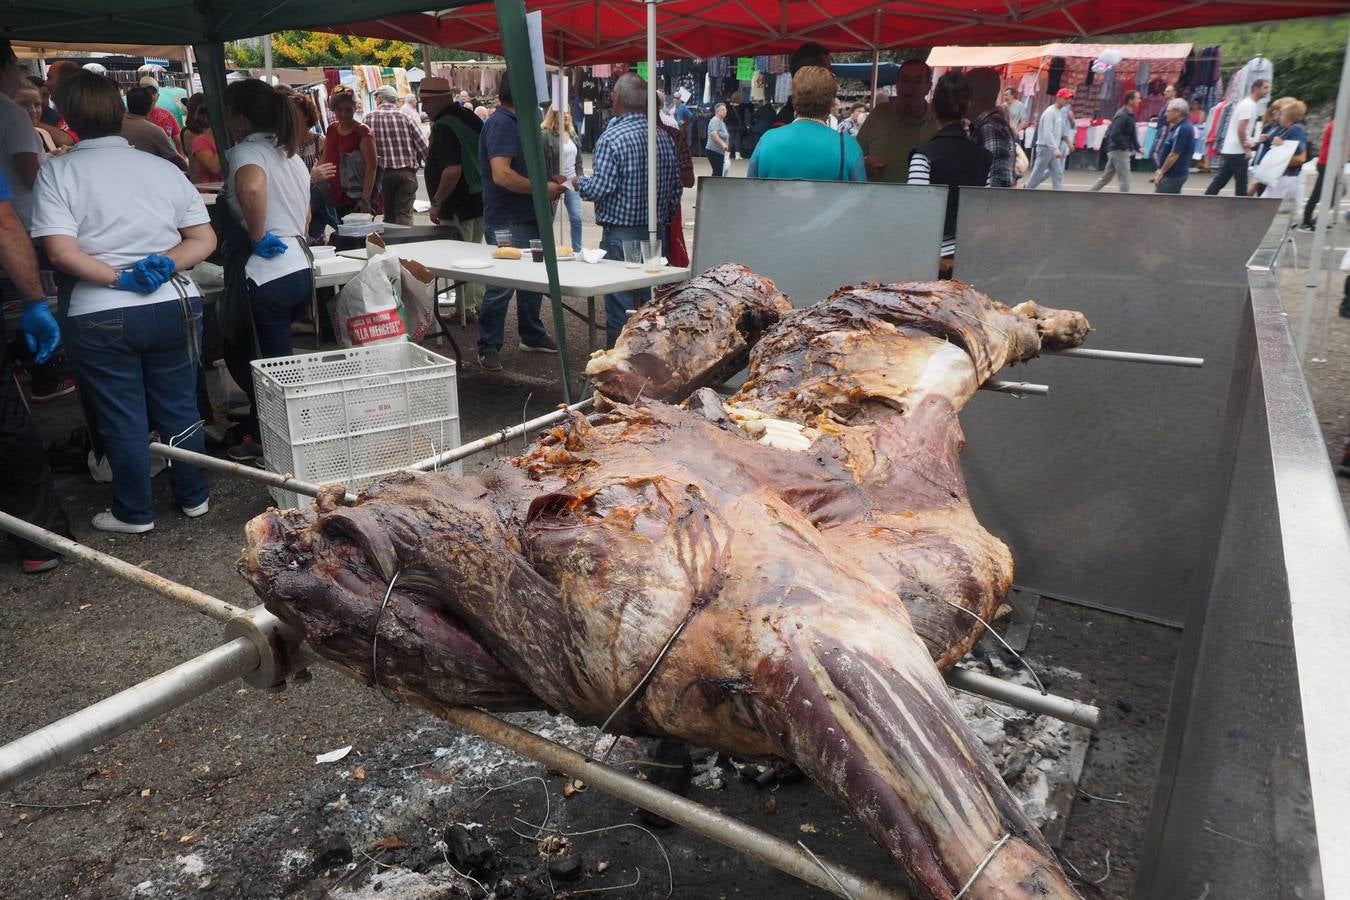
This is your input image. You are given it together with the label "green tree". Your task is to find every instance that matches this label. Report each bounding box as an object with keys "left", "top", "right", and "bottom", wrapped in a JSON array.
[{"left": 226, "top": 32, "right": 419, "bottom": 69}]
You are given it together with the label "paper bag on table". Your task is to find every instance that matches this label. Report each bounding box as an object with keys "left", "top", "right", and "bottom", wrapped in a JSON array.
[{"left": 330, "top": 235, "right": 407, "bottom": 347}]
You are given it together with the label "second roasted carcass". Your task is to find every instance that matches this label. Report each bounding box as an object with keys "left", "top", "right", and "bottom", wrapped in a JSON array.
[{"left": 241, "top": 265, "right": 1090, "bottom": 899}]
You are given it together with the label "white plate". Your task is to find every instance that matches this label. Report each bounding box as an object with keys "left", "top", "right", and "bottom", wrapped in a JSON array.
[{"left": 453, "top": 259, "right": 493, "bottom": 270}]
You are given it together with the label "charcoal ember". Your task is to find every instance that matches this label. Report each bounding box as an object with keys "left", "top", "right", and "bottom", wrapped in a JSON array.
[
  {"left": 546, "top": 854, "right": 584, "bottom": 882},
  {"left": 314, "top": 833, "right": 352, "bottom": 870},
  {"left": 445, "top": 823, "right": 493, "bottom": 873}
]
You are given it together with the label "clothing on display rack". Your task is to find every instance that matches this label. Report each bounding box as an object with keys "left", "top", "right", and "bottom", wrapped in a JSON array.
[
  {"left": 772, "top": 72, "right": 792, "bottom": 105},
  {"left": 1046, "top": 57, "right": 1066, "bottom": 93}
]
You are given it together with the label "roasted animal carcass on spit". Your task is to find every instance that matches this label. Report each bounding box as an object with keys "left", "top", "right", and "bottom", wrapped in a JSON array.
[{"left": 241, "top": 264, "right": 1091, "bottom": 899}]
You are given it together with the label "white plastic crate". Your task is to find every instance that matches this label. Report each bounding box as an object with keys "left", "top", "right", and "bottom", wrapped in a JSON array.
[{"left": 251, "top": 343, "right": 460, "bottom": 509}]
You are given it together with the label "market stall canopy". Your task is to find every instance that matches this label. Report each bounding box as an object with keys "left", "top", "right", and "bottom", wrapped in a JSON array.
[
  {"left": 11, "top": 42, "right": 191, "bottom": 61},
  {"left": 927, "top": 42, "right": 1194, "bottom": 67},
  {"left": 325, "top": 0, "right": 1348, "bottom": 64}
]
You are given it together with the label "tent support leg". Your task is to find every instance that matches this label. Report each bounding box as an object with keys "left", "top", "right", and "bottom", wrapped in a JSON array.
[{"left": 1296, "top": 31, "right": 1350, "bottom": 359}]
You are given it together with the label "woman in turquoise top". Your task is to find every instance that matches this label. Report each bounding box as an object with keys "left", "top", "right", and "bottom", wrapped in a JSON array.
[{"left": 747, "top": 66, "right": 866, "bottom": 182}]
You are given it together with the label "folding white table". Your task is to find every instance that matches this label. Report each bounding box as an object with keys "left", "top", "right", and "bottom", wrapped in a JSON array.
[{"left": 338, "top": 239, "right": 691, "bottom": 352}]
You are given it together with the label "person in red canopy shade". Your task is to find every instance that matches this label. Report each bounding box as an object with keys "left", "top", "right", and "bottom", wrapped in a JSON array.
[{"left": 1300, "top": 119, "right": 1335, "bottom": 232}]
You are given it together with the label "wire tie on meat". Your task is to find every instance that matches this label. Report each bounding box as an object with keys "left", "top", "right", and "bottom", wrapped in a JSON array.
[
  {"left": 369, "top": 567, "right": 404, "bottom": 694},
  {"left": 953, "top": 832, "right": 1010, "bottom": 899},
  {"left": 951, "top": 306, "right": 1008, "bottom": 339},
  {"left": 929, "top": 597, "right": 1048, "bottom": 696},
  {"left": 590, "top": 610, "right": 697, "bottom": 762},
  {"left": 796, "top": 840, "right": 855, "bottom": 899},
  {"left": 1078, "top": 790, "right": 1131, "bottom": 805}
]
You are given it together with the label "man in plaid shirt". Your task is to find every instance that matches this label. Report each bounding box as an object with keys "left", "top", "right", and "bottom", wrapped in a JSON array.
[
  {"left": 576, "top": 72, "right": 681, "bottom": 347},
  {"left": 367, "top": 86, "right": 428, "bottom": 225},
  {"left": 967, "top": 69, "right": 1017, "bottom": 188}
]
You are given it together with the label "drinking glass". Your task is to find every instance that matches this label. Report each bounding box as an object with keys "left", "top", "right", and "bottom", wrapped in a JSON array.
[
  {"left": 622, "top": 240, "right": 643, "bottom": 269},
  {"left": 494, "top": 229, "right": 514, "bottom": 248},
  {"left": 641, "top": 241, "right": 664, "bottom": 273},
  {"left": 528, "top": 239, "right": 544, "bottom": 262}
]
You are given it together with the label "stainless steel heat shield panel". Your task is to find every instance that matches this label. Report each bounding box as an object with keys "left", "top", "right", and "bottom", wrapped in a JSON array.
[
  {"left": 955, "top": 189, "right": 1278, "bottom": 624},
  {"left": 1135, "top": 237, "right": 1350, "bottom": 898},
  {"left": 692, "top": 179, "right": 946, "bottom": 306}
]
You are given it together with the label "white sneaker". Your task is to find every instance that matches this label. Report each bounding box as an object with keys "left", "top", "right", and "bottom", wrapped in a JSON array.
[
  {"left": 182, "top": 499, "right": 210, "bottom": 518},
  {"left": 91, "top": 511, "right": 154, "bottom": 534}
]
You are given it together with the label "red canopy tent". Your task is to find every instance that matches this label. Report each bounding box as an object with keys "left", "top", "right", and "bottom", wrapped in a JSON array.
[{"left": 326, "top": 0, "right": 1350, "bottom": 64}]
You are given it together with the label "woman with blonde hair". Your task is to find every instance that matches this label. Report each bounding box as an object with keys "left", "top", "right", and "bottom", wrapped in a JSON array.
[
  {"left": 541, "top": 107, "right": 584, "bottom": 251},
  {"left": 1251, "top": 97, "right": 1308, "bottom": 200},
  {"left": 747, "top": 66, "right": 865, "bottom": 181}
]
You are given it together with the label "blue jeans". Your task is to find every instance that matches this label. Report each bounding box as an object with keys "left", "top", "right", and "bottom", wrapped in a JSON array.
[
  {"left": 308, "top": 184, "right": 339, "bottom": 241},
  {"left": 223, "top": 269, "right": 314, "bottom": 437},
  {"left": 599, "top": 224, "right": 667, "bottom": 334},
  {"left": 556, "top": 187, "right": 583, "bottom": 252},
  {"left": 1155, "top": 174, "right": 1187, "bottom": 194},
  {"left": 66, "top": 298, "right": 209, "bottom": 524},
  {"left": 479, "top": 220, "right": 550, "bottom": 353}
]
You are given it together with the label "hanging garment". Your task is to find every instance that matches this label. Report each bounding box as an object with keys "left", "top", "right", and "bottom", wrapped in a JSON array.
[
  {"left": 1135, "top": 61, "right": 1150, "bottom": 92},
  {"left": 773, "top": 72, "right": 792, "bottom": 105},
  {"left": 1046, "top": 57, "right": 1066, "bottom": 94}
]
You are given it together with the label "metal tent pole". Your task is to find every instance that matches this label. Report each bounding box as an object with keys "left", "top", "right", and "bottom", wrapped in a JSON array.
[
  {"left": 494, "top": 0, "right": 574, "bottom": 404},
  {"left": 0, "top": 637, "right": 259, "bottom": 793},
  {"left": 1296, "top": 31, "right": 1350, "bottom": 360},
  {"left": 262, "top": 33, "right": 273, "bottom": 84},
  {"left": 646, "top": 0, "right": 658, "bottom": 248}
]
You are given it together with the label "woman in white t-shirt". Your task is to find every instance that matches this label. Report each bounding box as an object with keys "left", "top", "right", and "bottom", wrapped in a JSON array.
[
  {"left": 32, "top": 71, "right": 216, "bottom": 533},
  {"left": 220, "top": 79, "right": 313, "bottom": 463}
]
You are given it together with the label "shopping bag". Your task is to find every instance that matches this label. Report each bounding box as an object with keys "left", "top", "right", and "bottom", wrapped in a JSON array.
[
  {"left": 1014, "top": 143, "right": 1030, "bottom": 178},
  {"left": 1253, "top": 141, "right": 1297, "bottom": 186},
  {"left": 721, "top": 153, "right": 732, "bottom": 176},
  {"left": 331, "top": 237, "right": 407, "bottom": 347},
  {"left": 398, "top": 257, "right": 436, "bottom": 341}
]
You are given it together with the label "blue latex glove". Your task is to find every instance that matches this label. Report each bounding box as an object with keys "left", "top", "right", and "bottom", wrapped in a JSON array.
[
  {"left": 116, "top": 255, "right": 176, "bottom": 295},
  {"left": 251, "top": 232, "right": 288, "bottom": 259},
  {"left": 21, "top": 302, "right": 61, "bottom": 364}
]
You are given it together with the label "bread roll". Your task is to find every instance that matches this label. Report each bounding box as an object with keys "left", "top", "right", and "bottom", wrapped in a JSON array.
[{"left": 492, "top": 246, "right": 523, "bottom": 260}]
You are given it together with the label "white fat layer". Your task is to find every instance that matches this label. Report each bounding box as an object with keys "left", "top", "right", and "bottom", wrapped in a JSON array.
[{"left": 913, "top": 341, "right": 979, "bottom": 410}]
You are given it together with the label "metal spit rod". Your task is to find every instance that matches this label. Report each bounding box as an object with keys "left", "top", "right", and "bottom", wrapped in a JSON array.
[
  {"left": 0, "top": 637, "right": 259, "bottom": 793},
  {"left": 1045, "top": 347, "right": 1204, "bottom": 368},
  {"left": 946, "top": 666, "right": 1098, "bottom": 729},
  {"left": 984, "top": 380, "right": 1049, "bottom": 396},
  {"left": 408, "top": 397, "right": 594, "bottom": 472},
  {"left": 0, "top": 510, "right": 245, "bottom": 623},
  {"left": 149, "top": 444, "right": 359, "bottom": 504}
]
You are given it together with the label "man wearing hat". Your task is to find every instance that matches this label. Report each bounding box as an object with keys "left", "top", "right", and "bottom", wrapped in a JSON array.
[
  {"left": 138, "top": 67, "right": 188, "bottom": 130},
  {"left": 136, "top": 77, "right": 182, "bottom": 151},
  {"left": 420, "top": 76, "right": 487, "bottom": 316},
  {"left": 366, "top": 84, "right": 428, "bottom": 226},
  {"left": 1025, "top": 87, "right": 1075, "bottom": 190}
]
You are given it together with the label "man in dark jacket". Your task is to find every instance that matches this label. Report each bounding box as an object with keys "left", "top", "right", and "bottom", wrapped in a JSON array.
[
  {"left": 421, "top": 77, "right": 487, "bottom": 316},
  {"left": 1090, "top": 91, "right": 1142, "bottom": 192}
]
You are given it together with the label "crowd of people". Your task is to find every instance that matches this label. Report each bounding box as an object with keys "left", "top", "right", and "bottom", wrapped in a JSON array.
[{"left": 0, "top": 37, "right": 1345, "bottom": 573}]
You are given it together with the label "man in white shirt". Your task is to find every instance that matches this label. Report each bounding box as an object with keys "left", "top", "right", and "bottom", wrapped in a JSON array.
[
  {"left": 0, "top": 39, "right": 43, "bottom": 227},
  {"left": 1024, "top": 88, "right": 1075, "bottom": 190},
  {"left": 1204, "top": 78, "right": 1269, "bottom": 197}
]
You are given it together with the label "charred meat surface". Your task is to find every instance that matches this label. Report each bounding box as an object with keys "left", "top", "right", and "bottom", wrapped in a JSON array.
[
  {"left": 241, "top": 274, "right": 1090, "bottom": 900},
  {"left": 584, "top": 263, "right": 792, "bottom": 404}
]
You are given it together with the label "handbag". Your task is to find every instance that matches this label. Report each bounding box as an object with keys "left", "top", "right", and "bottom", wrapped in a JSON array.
[
  {"left": 1014, "top": 143, "right": 1030, "bottom": 178},
  {"left": 1253, "top": 141, "right": 1297, "bottom": 186}
]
